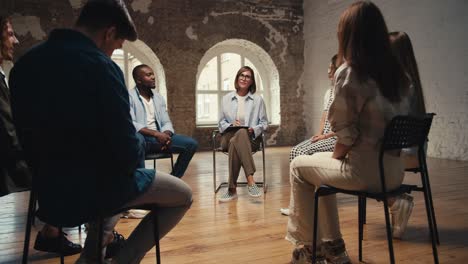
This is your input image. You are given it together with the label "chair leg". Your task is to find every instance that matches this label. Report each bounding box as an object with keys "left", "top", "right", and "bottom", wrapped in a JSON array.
[
  {"left": 421, "top": 161, "right": 440, "bottom": 245},
  {"left": 213, "top": 147, "right": 217, "bottom": 193},
  {"left": 362, "top": 197, "right": 367, "bottom": 224},
  {"left": 382, "top": 198, "right": 395, "bottom": 264},
  {"left": 170, "top": 154, "right": 174, "bottom": 172},
  {"left": 262, "top": 144, "right": 266, "bottom": 193},
  {"left": 59, "top": 227, "right": 65, "bottom": 264},
  {"left": 421, "top": 162, "right": 440, "bottom": 263},
  {"left": 97, "top": 219, "right": 104, "bottom": 264},
  {"left": 32, "top": 199, "right": 36, "bottom": 226},
  {"left": 153, "top": 209, "right": 161, "bottom": 264},
  {"left": 312, "top": 191, "right": 320, "bottom": 263},
  {"left": 358, "top": 196, "right": 364, "bottom": 262},
  {"left": 22, "top": 189, "right": 37, "bottom": 264}
]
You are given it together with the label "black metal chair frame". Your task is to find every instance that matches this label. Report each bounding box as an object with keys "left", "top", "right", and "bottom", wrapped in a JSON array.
[
  {"left": 23, "top": 191, "right": 161, "bottom": 264},
  {"left": 145, "top": 152, "right": 174, "bottom": 171},
  {"left": 212, "top": 129, "right": 267, "bottom": 193},
  {"left": 311, "top": 113, "right": 439, "bottom": 264},
  {"left": 361, "top": 140, "right": 440, "bottom": 244}
]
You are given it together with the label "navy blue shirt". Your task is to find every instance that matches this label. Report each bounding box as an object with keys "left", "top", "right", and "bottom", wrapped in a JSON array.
[{"left": 9, "top": 29, "right": 154, "bottom": 226}]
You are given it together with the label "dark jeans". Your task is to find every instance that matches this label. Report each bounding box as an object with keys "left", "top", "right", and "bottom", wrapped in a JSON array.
[{"left": 137, "top": 133, "right": 198, "bottom": 178}]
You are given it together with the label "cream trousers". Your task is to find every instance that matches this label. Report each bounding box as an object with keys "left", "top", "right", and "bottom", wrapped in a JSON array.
[{"left": 286, "top": 151, "right": 404, "bottom": 246}]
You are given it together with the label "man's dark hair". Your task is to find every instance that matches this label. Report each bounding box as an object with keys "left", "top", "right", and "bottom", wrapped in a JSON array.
[
  {"left": 132, "top": 64, "right": 150, "bottom": 82},
  {"left": 75, "top": 0, "right": 137, "bottom": 41}
]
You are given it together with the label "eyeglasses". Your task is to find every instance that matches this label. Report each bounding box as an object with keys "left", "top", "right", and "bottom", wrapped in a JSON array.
[{"left": 238, "top": 73, "right": 252, "bottom": 80}]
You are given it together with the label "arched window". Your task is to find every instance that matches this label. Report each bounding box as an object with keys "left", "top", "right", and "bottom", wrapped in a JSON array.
[
  {"left": 111, "top": 40, "right": 167, "bottom": 99},
  {"left": 111, "top": 49, "right": 142, "bottom": 90},
  {"left": 196, "top": 39, "right": 280, "bottom": 126}
]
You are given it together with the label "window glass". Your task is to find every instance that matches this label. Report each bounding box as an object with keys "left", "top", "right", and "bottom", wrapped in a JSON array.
[
  {"left": 196, "top": 94, "right": 218, "bottom": 124},
  {"left": 197, "top": 57, "right": 218, "bottom": 91},
  {"left": 221, "top": 53, "right": 241, "bottom": 91}
]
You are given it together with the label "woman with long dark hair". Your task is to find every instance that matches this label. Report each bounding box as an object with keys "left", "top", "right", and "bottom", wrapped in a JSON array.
[
  {"left": 388, "top": 31, "right": 427, "bottom": 239},
  {"left": 286, "top": 2, "right": 412, "bottom": 263}
]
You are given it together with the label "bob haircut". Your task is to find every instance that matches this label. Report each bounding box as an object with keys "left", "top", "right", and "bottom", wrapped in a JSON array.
[{"left": 234, "top": 66, "right": 257, "bottom": 94}]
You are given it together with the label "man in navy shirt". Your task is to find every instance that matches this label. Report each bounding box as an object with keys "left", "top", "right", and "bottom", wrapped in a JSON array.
[{"left": 10, "top": 0, "right": 192, "bottom": 262}]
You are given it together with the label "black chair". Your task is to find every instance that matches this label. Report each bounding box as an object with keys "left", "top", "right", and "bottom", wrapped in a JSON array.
[
  {"left": 403, "top": 143, "right": 439, "bottom": 244},
  {"left": 361, "top": 140, "right": 440, "bottom": 244},
  {"left": 22, "top": 187, "right": 86, "bottom": 264},
  {"left": 23, "top": 188, "right": 162, "bottom": 264},
  {"left": 145, "top": 152, "right": 174, "bottom": 171},
  {"left": 311, "top": 113, "right": 439, "bottom": 264},
  {"left": 95, "top": 204, "right": 161, "bottom": 264},
  {"left": 212, "top": 129, "right": 267, "bottom": 193}
]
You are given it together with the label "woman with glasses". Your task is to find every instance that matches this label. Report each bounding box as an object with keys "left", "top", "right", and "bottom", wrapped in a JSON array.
[
  {"left": 286, "top": 2, "right": 412, "bottom": 263},
  {"left": 281, "top": 54, "right": 338, "bottom": 216},
  {"left": 217, "top": 66, "right": 268, "bottom": 202}
]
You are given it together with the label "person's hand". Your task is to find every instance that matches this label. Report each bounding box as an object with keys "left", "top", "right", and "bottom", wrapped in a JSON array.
[
  {"left": 234, "top": 119, "right": 241, "bottom": 126},
  {"left": 163, "top": 130, "right": 173, "bottom": 137},
  {"left": 310, "top": 134, "right": 325, "bottom": 143},
  {"left": 248, "top": 127, "right": 254, "bottom": 136},
  {"left": 153, "top": 131, "right": 171, "bottom": 147}
]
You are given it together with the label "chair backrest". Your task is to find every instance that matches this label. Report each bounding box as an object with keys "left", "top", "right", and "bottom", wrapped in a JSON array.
[
  {"left": 378, "top": 113, "right": 435, "bottom": 194},
  {"left": 381, "top": 113, "right": 435, "bottom": 152}
]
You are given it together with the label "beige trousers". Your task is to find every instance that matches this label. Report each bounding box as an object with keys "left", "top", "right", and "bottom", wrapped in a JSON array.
[
  {"left": 220, "top": 129, "right": 261, "bottom": 188},
  {"left": 286, "top": 150, "right": 404, "bottom": 246}
]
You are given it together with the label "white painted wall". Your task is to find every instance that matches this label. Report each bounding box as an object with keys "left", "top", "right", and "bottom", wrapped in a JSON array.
[{"left": 302, "top": 0, "right": 468, "bottom": 160}]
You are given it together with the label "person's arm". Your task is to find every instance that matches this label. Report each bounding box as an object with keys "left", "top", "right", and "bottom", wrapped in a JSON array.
[
  {"left": 218, "top": 95, "right": 233, "bottom": 133},
  {"left": 97, "top": 62, "right": 144, "bottom": 173},
  {"left": 328, "top": 66, "right": 364, "bottom": 160},
  {"left": 250, "top": 97, "right": 268, "bottom": 139},
  {"left": 139, "top": 127, "right": 170, "bottom": 143},
  {"left": 155, "top": 94, "right": 174, "bottom": 134},
  {"left": 332, "top": 142, "right": 351, "bottom": 159},
  {"left": 128, "top": 93, "right": 146, "bottom": 133},
  {"left": 0, "top": 93, "right": 20, "bottom": 161},
  {"left": 311, "top": 111, "right": 327, "bottom": 142}
]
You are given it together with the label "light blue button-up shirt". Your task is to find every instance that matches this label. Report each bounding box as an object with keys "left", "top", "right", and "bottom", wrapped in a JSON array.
[
  {"left": 129, "top": 87, "right": 174, "bottom": 133},
  {"left": 218, "top": 91, "right": 268, "bottom": 139}
]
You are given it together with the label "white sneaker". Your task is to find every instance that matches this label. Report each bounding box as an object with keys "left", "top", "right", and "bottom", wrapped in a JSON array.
[
  {"left": 121, "top": 209, "right": 149, "bottom": 219},
  {"left": 280, "top": 208, "right": 290, "bottom": 216},
  {"left": 391, "top": 193, "right": 414, "bottom": 239},
  {"left": 218, "top": 191, "right": 238, "bottom": 202},
  {"left": 247, "top": 183, "right": 262, "bottom": 197}
]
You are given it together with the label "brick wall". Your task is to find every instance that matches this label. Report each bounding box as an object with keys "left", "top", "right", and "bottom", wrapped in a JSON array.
[{"left": 5, "top": 0, "right": 305, "bottom": 150}]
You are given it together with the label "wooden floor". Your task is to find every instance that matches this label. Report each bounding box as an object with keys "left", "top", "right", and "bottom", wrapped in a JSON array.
[{"left": 1, "top": 146, "right": 468, "bottom": 263}]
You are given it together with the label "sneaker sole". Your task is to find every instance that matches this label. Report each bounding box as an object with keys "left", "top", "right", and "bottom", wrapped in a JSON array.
[{"left": 218, "top": 196, "right": 238, "bottom": 203}]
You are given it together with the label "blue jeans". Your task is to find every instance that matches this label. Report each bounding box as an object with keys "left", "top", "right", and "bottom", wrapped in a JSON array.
[{"left": 139, "top": 133, "right": 198, "bottom": 178}]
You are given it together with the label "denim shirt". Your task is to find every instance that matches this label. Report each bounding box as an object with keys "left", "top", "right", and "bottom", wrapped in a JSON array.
[
  {"left": 129, "top": 87, "right": 174, "bottom": 133},
  {"left": 218, "top": 91, "right": 268, "bottom": 139}
]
